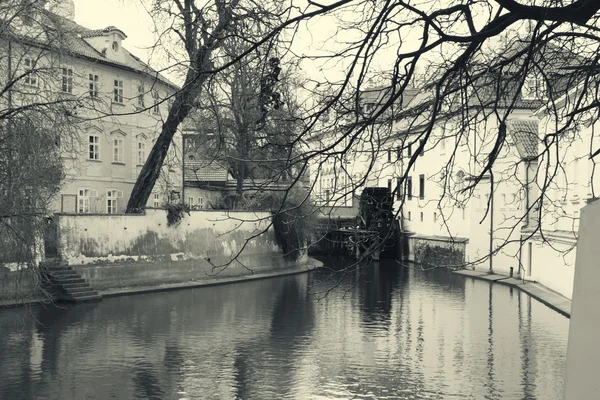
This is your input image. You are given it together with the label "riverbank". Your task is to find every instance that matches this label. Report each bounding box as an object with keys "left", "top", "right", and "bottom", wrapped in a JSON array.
[
  {"left": 0, "top": 258, "right": 323, "bottom": 308},
  {"left": 453, "top": 269, "right": 572, "bottom": 318}
]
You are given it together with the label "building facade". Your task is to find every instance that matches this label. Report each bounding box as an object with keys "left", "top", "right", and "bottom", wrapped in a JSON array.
[{"left": 1, "top": 2, "right": 181, "bottom": 215}]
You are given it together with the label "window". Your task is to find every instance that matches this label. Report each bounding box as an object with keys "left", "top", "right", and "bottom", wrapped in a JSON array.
[
  {"left": 397, "top": 177, "right": 402, "bottom": 198},
  {"left": 408, "top": 211, "right": 411, "bottom": 221},
  {"left": 462, "top": 206, "right": 466, "bottom": 220},
  {"left": 198, "top": 197, "right": 203, "bottom": 209},
  {"left": 522, "top": 74, "right": 547, "bottom": 100},
  {"left": 434, "top": 212, "right": 437, "bottom": 222},
  {"left": 456, "top": 170, "right": 465, "bottom": 191},
  {"left": 387, "top": 149, "right": 391, "bottom": 163},
  {"left": 24, "top": 58, "right": 37, "bottom": 86},
  {"left": 113, "top": 79, "right": 123, "bottom": 103},
  {"left": 62, "top": 67, "right": 73, "bottom": 93},
  {"left": 419, "top": 139, "right": 425, "bottom": 157},
  {"left": 106, "top": 189, "right": 122, "bottom": 214},
  {"left": 152, "top": 90, "right": 160, "bottom": 113},
  {"left": 420, "top": 212, "right": 424, "bottom": 222},
  {"left": 78, "top": 189, "right": 90, "bottom": 213},
  {"left": 396, "top": 146, "right": 401, "bottom": 160},
  {"left": 112, "top": 41, "right": 119, "bottom": 52},
  {"left": 152, "top": 193, "right": 160, "bottom": 208},
  {"left": 387, "top": 179, "right": 392, "bottom": 193},
  {"left": 113, "top": 138, "right": 124, "bottom": 163},
  {"left": 137, "top": 142, "right": 146, "bottom": 165},
  {"left": 137, "top": 85, "right": 145, "bottom": 107},
  {"left": 407, "top": 142, "right": 412, "bottom": 157},
  {"left": 407, "top": 176, "right": 413, "bottom": 200},
  {"left": 419, "top": 174, "right": 425, "bottom": 199},
  {"left": 89, "top": 135, "right": 99, "bottom": 160},
  {"left": 89, "top": 74, "right": 98, "bottom": 97},
  {"left": 188, "top": 197, "right": 195, "bottom": 206}
]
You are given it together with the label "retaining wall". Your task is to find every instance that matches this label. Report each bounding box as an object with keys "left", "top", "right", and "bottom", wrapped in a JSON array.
[
  {"left": 408, "top": 235, "right": 467, "bottom": 268},
  {"left": 56, "top": 209, "right": 307, "bottom": 289}
]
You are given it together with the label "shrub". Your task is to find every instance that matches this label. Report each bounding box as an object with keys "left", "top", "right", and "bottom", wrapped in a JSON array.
[{"left": 166, "top": 203, "right": 190, "bottom": 226}]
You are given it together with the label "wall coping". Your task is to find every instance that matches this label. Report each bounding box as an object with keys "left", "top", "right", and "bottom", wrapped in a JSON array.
[{"left": 409, "top": 234, "right": 469, "bottom": 244}]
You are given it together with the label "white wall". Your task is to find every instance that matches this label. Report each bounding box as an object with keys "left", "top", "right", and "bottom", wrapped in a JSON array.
[
  {"left": 564, "top": 199, "right": 600, "bottom": 399},
  {"left": 57, "top": 209, "right": 279, "bottom": 266}
]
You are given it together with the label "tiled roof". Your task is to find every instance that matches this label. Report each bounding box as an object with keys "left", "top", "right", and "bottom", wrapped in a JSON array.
[
  {"left": 5, "top": 10, "right": 177, "bottom": 89},
  {"left": 184, "top": 161, "right": 229, "bottom": 183},
  {"left": 360, "top": 85, "right": 418, "bottom": 109},
  {"left": 79, "top": 26, "right": 126, "bottom": 38},
  {"left": 507, "top": 119, "right": 539, "bottom": 160}
]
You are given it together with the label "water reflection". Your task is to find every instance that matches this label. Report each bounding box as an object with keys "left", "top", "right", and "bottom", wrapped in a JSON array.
[{"left": 0, "top": 259, "right": 569, "bottom": 399}]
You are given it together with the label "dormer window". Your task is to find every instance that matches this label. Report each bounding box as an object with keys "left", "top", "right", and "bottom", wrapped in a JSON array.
[
  {"left": 112, "top": 41, "right": 119, "bottom": 52},
  {"left": 522, "top": 73, "right": 547, "bottom": 100}
]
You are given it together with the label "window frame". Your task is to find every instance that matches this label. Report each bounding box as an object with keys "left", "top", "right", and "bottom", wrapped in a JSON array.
[
  {"left": 137, "top": 141, "right": 146, "bottom": 165},
  {"left": 113, "top": 137, "right": 124, "bottom": 163},
  {"left": 88, "top": 135, "right": 100, "bottom": 160},
  {"left": 152, "top": 193, "right": 161, "bottom": 208},
  {"left": 407, "top": 176, "right": 413, "bottom": 200},
  {"left": 152, "top": 90, "right": 160, "bottom": 113},
  {"left": 61, "top": 67, "right": 73, "bottom": 93},
  {"left": 113, "top": 79, "right": 124, "bottom": 104},
  {"left": 78, "top": 188, "right": 90, "bottom": 214},
  {"left": 24, "top": 58, "right": 37, "bottom": 86},
  {"left": 137, "top": 84, "right": 145, "bottom": 108},
  {"left": 106, "top": 189, "right": 123, "bottom": 214},
  {"left": 419, "top": 174, "right": 425, "bottom": 200},
  {"left": 522, "top": 73, "right": 547, "bottom": 101},
  {"left": 89, "top": 73, "right": 99, "bottom": 97}
]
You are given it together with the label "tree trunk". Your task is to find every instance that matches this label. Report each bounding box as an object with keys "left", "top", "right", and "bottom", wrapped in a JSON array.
[{"left": 126, "top": 53, "right": 212, "bottom": 212}]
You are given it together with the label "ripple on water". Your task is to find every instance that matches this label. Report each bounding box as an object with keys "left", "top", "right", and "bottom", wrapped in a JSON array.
[{"left": 0, "top": 259, "right": 569, "bottom": 400}]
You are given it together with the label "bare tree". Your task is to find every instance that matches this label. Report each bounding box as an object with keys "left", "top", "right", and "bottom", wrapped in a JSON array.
[
  {"left": 115, "top": 0, "right": 600, "bottom": 275},
  {"left": 0, "top": 0, "right": 83, "bottom": 302}
]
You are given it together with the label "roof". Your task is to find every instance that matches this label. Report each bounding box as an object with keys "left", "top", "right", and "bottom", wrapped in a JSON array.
[
  {"left": 360, "top": 85, "right": 419, "bottom": 110},
  {"left": 507, "top": 119, "right": 539, "bottom": 159},
  {"left": 184, "top": 161, "right": 229, "bottom": 183},
  {"left": 79, "top": 26, "right": 126, "bottom": 39},
  {"left": 3, "top": 10, "right": 177, "bottom": 89}
]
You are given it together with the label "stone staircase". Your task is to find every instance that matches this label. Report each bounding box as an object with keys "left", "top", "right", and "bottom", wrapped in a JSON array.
[{"left": 43, "top": 263, "right": 102, "bottom": 303}]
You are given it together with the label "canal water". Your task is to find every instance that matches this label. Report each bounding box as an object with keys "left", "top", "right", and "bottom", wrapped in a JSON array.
[{"left": 0, "top": 259, "right": 569, "bottom": 400}]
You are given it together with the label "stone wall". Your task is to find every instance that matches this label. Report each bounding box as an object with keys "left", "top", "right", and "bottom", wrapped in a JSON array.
[
  {"left": 410, "top": 236, "right": 467, "bottom": 269},
  {"left": 56, "top": 209, "right": 308, "bottom": 289}
]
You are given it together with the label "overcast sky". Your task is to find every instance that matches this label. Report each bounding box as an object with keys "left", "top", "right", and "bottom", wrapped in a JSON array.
[
  {"left": 73, "top": 1, "right": 155, "bottom": 61},
  {"left": 68, "top": 1, "right": 504, "bottom": 91}
]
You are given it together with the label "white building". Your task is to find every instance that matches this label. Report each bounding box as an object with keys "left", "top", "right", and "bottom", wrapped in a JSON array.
[{"left": 1, "top": 1, "right": 180, "bottom": 214}]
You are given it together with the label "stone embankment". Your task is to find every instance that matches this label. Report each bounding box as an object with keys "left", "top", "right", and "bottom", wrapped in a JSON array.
[
  {"left": 454, "top": 269, "right": 571, "bottom": 318},
  {"left": 1, "top": 209, "right": 322, "bottom": 307}
]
